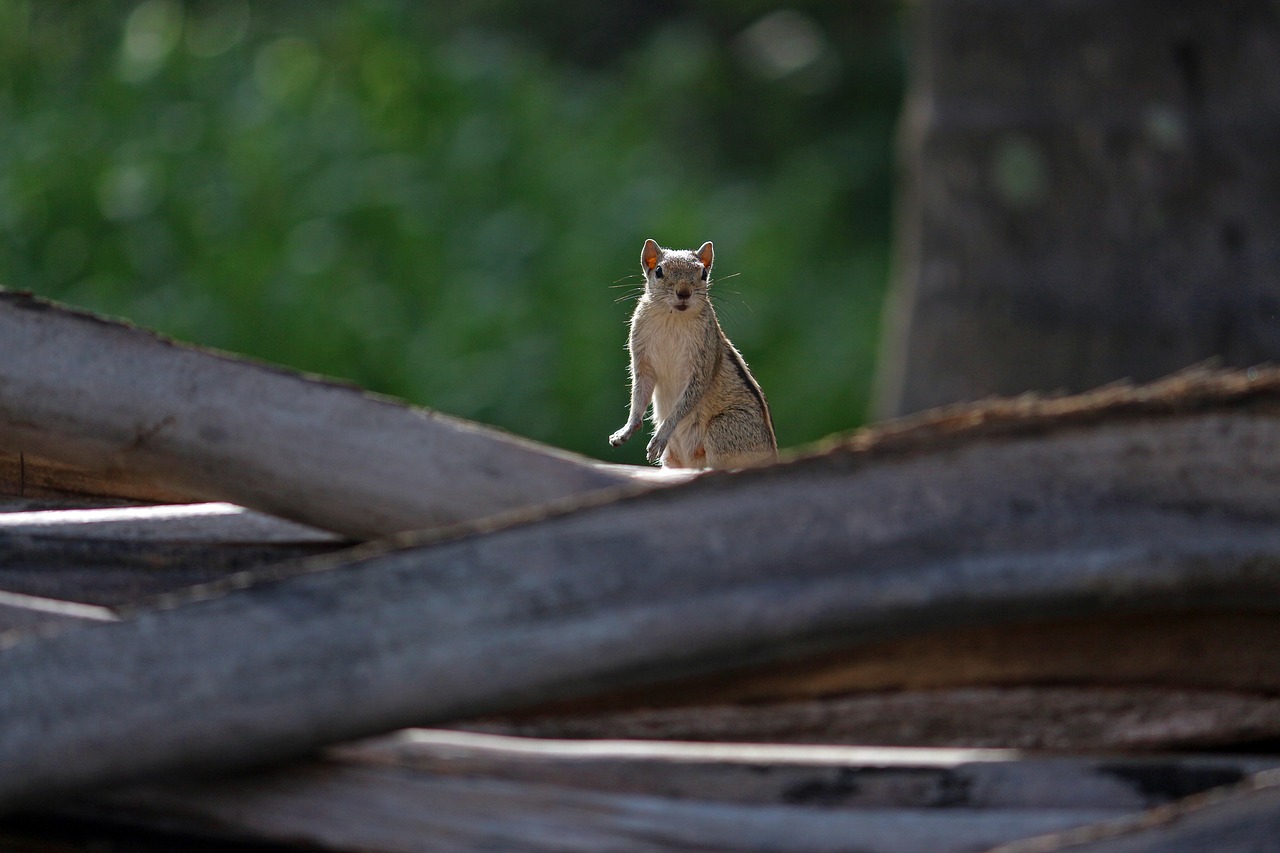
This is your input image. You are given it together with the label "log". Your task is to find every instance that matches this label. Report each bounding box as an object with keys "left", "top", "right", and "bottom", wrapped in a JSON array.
[
  {"left": 0, "top": 498, "right": 344, "bottom": 609},
  {"left": 44, "top": 775, "right": 1125, "bottom": 853},
  {"left": 0, "top": 528, "right": 339, "bottom": 609},
  {"left": 464, "top": 685, "right": 1280, "bottom": 752},
  {"left": 0, "top": 289, "right": 651, "bottom": 539},
  {"left": 989, "top": 771, "right": 1280, "bottom": 852},
  {"left": 478, "top": 611, "right": 1280, "bottom": 712},
  {"left": 0, "top": 590, "right": 116, "bottom": 633},
  {"left": 30, "top": 735, "right": 1273, "bottom": 853},
  {"left": 326, "top": 729, "right": 1280, "bottom": 810},
  {"left": 0, "top": 451, "right": 190, "bottom": 505},
  {"left": 0, "top": 502, "right": 339, "bottom": 544},
  {"left": 3, "top": 370, "right": 1280, "bottom": 807}
]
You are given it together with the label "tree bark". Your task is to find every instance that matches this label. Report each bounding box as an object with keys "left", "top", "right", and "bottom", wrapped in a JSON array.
[{"left": 878, "top": 0, "right": 1280, "bottom": 417}]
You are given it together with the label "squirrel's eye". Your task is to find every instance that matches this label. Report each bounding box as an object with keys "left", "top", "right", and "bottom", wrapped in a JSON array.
[
  {"left": 654, "top": 266, "right": 664, "bottom": 279},
  {"left": 700, "top": 268, "right": 709, "bottom": 281}
]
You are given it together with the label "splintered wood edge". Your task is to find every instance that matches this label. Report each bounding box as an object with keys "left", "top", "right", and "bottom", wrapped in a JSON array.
[{"left": 803, "top": 363, "right": 1280, "bottom": 465}]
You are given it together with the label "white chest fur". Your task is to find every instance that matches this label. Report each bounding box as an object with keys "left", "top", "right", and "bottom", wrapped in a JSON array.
[{"left": 634, "top": 301, "right": 704, "bottom": 424}]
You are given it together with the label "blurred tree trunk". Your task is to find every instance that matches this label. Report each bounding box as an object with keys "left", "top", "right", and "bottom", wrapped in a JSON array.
[{"left": 877, "top": 0, "right": 1280, "bottom": 417}]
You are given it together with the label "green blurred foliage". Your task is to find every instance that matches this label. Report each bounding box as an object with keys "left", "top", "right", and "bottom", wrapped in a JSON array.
[{"left": 0, "top": 0, "right": 903, "bottom": 461}]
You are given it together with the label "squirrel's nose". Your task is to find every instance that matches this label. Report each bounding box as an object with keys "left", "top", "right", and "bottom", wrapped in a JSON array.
[{"left": 676, "top": 288, "right": 691, "bottom": 300}]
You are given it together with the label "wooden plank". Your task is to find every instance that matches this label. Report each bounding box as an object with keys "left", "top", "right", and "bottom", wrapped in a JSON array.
[
  {"left": 0, "top": 503, "right": 339, "bottom": 544},
  {"left": 68, "top": 767, "right": 1126, "bottom": 853},
  {"left": 326, "top": 729, "right": 1280, "bottom": 810},
  {"left": 988, "top": 771, "right": 1280, "bottom": 852},
  {"left": 3, "top": 398, "right": 1280, "bottom": 808},
  {"left": 53, "top": 737, "right": 1280, "bottom": 853},
  {"left": 0, "top": 290, "right": 644, "bottom": 538},
  {"left": 0, "top": 504, "right": 346, "bottom": 608},
  {"left": 464, "top": 685, "right": 1280, "bottom": 752},
  {"left": 0, "top": 450, "right": 693, "bottom": 509},
  {"left": 479, "top": 611, "right": 1280, "bottom": 716},
  {"left": 0, "top": 451, "right": 191, "bottom": 505},
  {"left": 0, "top": 532, "right": 340, "bottom": 609},
  {"left": 0, "top": 590, "right": 116, "bottom": 634},
  {"left": 23, "top": 736, "right": 1273, "bottom": 853}
]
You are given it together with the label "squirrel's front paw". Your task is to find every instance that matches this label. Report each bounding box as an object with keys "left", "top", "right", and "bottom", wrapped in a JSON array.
[
  {"left": 646, "top": 435, "right": 667, "bottom": 464},
  {"left": 609, "top": 426, "right": 634, "bottom": 448}
]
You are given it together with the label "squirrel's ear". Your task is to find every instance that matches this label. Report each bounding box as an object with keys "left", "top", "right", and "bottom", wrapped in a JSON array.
[
  {"left": 696, "top": 241, "right": 714, "bottom": 270},
  {"left": 641, "top": 239, "right": 663, "bottom": 272}
]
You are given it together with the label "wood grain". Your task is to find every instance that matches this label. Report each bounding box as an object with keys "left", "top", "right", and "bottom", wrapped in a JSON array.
[
  {"left": 0, "top": 451, "right": 190, "bottom": 505},
  {"left": 989, "top": 771, "right": 1280, "bottom": 852},
  {"left": 0, "top": 501, "right": 340, "bottom": 543},
  {"left": 48, "top": 736, "right": 1274, "bottom": 853},
  {"left": 330, "top": 729, "right": 1278, "bottom": 809},
  {"left": 76, "top": 766, "right": 1126, "bottom": 853},
  {"left": 483, "top": 611, "right": 1280, "bottom": 716},
  {"left": 465, "top": 685, "right": 1280, "bottom": 752},
  {"left": 0, "top": 290, "right": 640, "bottom": 538},
  {"left": 3, "top": 399, "right": 1280, "bottom": 807}
]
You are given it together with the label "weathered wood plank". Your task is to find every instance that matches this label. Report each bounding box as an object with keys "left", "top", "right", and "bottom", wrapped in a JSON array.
[
  {"left": 329, "top": 730, "right": 1280, "bottom": 810},
  {"left": 0, "top": 451, "right": 191, "bottom": 505},
  {"left": 69, "top": 766, "right": 1126, "bottom": 853},
  {"left": 23, "top": 736, "right": 1274, "bottom": 853},
  {"left": 3, "top": 394, "right": 1280, "bottom": 808},
  {"left": 0, "top": 504, "right": 346, "bottom": 608},
  {"left": 0, "top": 450, "right": 693, "bottom": 510},
  {"left": 464, "top": 685, "right": 1280, "bottom": 752},
  {"left": 0, "top": 503, "right": 339, "bottom": 544},
  {"left": 479, "top": 611, "right": 1280, "bottom": 713},
  {"left": 59, "top": 737, "right": 1280, "bottom": 853},
  {"left": 0, "top": 590, "right": 116, "bottom": 634},
  {"left": 0, "top": 290, "right": 643, "bottom": 538},
  {"left": 988, "top": 771, "right": 1280, "bottom": 852},
  {"left": 0, "top": 533, "right": 339, "bottom": 609}
]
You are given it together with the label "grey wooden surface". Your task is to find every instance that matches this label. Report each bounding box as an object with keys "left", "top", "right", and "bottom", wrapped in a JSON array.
[
  {"left": 0, "top": 290, "right": 640, "bottom": 538},
  {"left": 2, "top": 393, "right": 1280, "bottom": 808},
  {"left": 84, "top": 771, "right": 1123, "bottom": 853},
  {"left": 0, "top": 502, "right": 338, "bottom": 543},
  {"left": 0, "top": 503, "right": 344, "bottom": 613},
  {"left": 41, "top": 733, "right": 1273, "bottom": 853},
  {"left": 471, "top": 609, "right": 1280, "bottom": 715},
  {"left": 332, "top": 729, "right": 1278, "bottom": 810},
  {"left": 465, "top": 685, "right": 1280, "bottom": 752},
  {"left": 989, "top": 771, "right": 1280, "bottom": 853}
]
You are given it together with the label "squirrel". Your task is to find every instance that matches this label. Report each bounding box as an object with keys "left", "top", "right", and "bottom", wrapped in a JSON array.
[{"left": 609, "top": 239, "right": 777, "bottom": 469}]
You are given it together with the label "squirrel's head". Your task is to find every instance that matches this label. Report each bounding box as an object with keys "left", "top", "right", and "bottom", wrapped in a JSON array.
[{"left": 641, "top": 239, "right": 714, "bottom": 314}]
